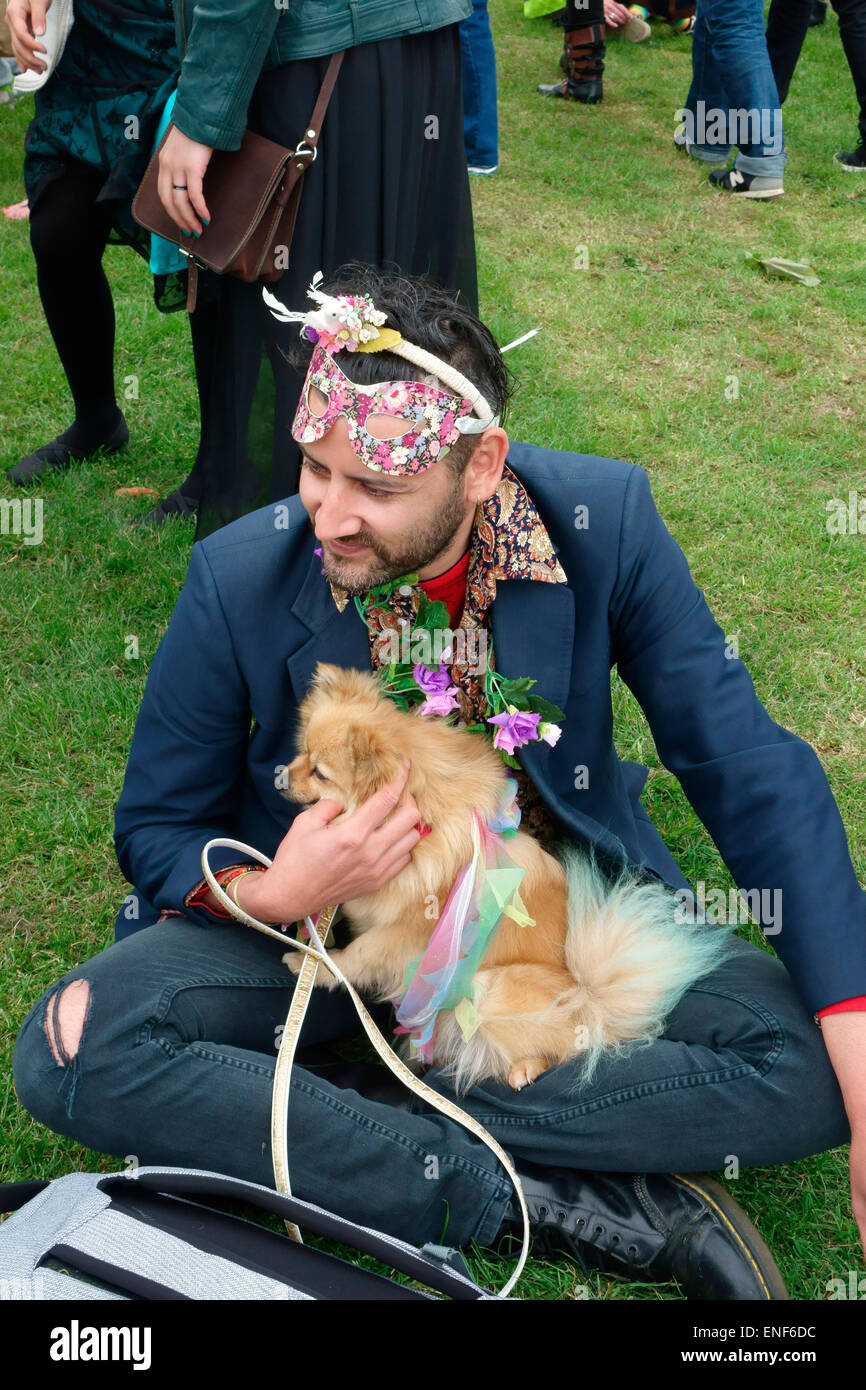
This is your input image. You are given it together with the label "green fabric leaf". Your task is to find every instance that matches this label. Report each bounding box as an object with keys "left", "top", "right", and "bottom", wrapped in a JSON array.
[{"left": 526, "top": 694, "right": 566, "bottom": 720}]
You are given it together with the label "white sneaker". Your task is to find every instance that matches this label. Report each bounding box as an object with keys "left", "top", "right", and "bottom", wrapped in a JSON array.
[
  {"left": 12, "top": 0, "right": 75, "bottom": 95},
  {"left": 709, "top": 167, "right": 784, "bottom": 198}
]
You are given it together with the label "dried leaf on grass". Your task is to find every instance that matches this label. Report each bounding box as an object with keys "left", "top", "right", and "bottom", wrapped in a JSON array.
[{"left": 745, "top": 253, "right": 821, "bottom": 286}]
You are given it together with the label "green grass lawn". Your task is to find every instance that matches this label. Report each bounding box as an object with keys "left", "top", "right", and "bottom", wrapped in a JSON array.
[{"left": 1, "top": 4, "right": 864, "bottom": 1301}]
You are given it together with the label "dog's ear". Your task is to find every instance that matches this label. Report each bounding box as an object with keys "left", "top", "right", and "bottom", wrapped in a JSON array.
[
  {"left": 310, "top": 662, "right": 344, "bottom": 694},
  {"left": 345, "top": 724, "right": 404, "bottom": 804}
]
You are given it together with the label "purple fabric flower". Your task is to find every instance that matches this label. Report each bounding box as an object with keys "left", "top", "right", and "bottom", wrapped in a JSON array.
[
  {"left": 418, "top": 689, "right": 460, "bottom": 717},
  {"left": 413, "top": 662, "right": 454, "bottom": 697},
  {"left": 486, "top": 710, "right": 541, "bottom": 755}
]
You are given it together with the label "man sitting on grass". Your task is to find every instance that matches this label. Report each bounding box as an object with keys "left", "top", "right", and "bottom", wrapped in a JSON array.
[{"left": 13, "top": 264, "right": 865, "bottom": 1300}]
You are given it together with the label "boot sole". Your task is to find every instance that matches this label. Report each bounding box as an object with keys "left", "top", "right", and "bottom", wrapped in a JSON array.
[{"left": 671, "top": 1173, "right": 790, "bottom": 1300}]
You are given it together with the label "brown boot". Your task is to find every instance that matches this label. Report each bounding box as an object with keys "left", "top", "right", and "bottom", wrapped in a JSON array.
[{"left": 539, "top": 23, "right": 605, "bottom": 104}]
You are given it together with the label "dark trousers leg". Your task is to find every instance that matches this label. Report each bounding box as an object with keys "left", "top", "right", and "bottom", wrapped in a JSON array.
[
  {"left": 833, "top": 0, "right": 866, "bottom": 142},
  {"left": 766, "top": 0, "right": 815, "bottom": 101},
  {"left": 768, "top": 0, "right": 866, "bottom": 143}
]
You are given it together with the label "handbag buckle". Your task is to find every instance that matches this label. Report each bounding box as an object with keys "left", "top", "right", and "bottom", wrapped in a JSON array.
[
  {"left": 292, "top": 140, "right": 318, "bottom": 164},
  {"left": 177, "top": 245, "right": 208, "bottom": 271}
]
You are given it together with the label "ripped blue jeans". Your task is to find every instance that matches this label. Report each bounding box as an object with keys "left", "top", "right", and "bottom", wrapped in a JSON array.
[{"left": 12, "top": 916, "right": 849, "bottom": 1250}]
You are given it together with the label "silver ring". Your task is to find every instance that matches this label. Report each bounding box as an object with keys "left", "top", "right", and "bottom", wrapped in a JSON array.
[{"left": 173, "top": 184, "right": 188, "bottom": 190}]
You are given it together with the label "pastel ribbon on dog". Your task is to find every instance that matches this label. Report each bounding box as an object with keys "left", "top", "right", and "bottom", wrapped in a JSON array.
[{"left": 393, "top": 778, "right": 536, "bottom": 1062}]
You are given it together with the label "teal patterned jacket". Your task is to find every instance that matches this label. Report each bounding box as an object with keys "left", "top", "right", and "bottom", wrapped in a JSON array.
[{"left": 24, "top": 0, "right": 185, "bottom": 311}]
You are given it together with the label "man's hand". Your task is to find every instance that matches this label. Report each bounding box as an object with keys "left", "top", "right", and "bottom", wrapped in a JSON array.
[
  {"left": 6, "top": 0, "right": 50, "bottom": 73},
  {"left": 157, "top": 125, "right": 213, "bottom": 235},
  {"left": 238, "top": 759, "right": 422, "bottom": 925},
  {"left": 819, "top": 1012, "right": 866, "bottom": 1257}
]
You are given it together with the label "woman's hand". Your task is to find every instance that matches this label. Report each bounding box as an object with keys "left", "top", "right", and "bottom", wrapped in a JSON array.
[
  {"left": 157, "top": 124, "right": 213, "bottom": 235},
  {"left": 604, "top": 2, "right": 634, "bottom": 25},
  {"left": 6, "top": 0, "right": 50, "bottom": 72},
  {"left": 238, "top": 759, "right": 423, "bottom": 925}
]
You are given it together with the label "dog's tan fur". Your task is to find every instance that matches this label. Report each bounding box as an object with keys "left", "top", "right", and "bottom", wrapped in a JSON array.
[{"left": 283, "top": 662, "right": 723, "bottom": 1092}]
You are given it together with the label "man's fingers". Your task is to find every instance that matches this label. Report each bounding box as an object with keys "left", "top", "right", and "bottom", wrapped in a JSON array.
[
  {"left": 351, "top": 761, "right": 412, "bottom": 833},
  {"left": 377, "top": 827, "right": 423, "bottom": 876},
  {"left": 306, "top": 797, "right": 345, "bottom": 825}
]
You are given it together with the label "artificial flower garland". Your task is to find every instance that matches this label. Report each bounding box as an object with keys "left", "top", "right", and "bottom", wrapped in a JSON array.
[{"left": 338, "top": 565, "right": 566, "bottom": 767}]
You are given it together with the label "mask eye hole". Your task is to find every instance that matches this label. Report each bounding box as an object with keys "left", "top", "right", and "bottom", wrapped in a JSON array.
[
  {"left": 365, "top": 413, "right": 416, "bottom": 441},
  {"left": 307, "top": 384, "right": 330, "bottom": 419}
]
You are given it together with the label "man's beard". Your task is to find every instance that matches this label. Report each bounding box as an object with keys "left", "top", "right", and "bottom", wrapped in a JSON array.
[{"left": 320, "top": 471, "right": 470, "bottom": 594}]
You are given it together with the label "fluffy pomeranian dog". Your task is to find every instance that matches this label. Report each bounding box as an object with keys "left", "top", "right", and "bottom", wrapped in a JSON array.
[{"left": 283, "top": 662, "right": 732, "bottom": 1093}]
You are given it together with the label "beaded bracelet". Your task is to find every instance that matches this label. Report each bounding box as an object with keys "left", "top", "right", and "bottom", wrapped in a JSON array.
[{"left": 226, "top": 865, "right": 264, "bottom": 908}]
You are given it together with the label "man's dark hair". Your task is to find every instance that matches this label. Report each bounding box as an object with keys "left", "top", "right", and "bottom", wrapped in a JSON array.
[{"left": 286, "top": 262, "right": 515, "bottom": 475}]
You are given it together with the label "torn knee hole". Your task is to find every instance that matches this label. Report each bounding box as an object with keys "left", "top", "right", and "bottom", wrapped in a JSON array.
[{"left": 44, "top": 979, "right": 91, "bottom": 1066}]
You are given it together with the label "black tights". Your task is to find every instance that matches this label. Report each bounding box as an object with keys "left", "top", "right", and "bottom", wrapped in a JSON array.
[
  {"left": 28, "top": 168, "right": 122, "bottom": 448},
  {"left": 28, "top": 165, "right": 209, "bottom": 495}
]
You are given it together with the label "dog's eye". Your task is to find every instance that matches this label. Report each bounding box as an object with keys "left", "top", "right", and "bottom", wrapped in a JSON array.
[{"left": 311, "top": 766, "right": 327, "bottom": 781}]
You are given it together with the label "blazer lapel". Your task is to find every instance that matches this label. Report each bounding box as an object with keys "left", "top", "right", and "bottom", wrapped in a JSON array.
[
  {"left": 286, "top": 550, "right": 372, "bottom": 702},
  {"left": 490, "top": 576, "right": 575, "bottom": 792}
]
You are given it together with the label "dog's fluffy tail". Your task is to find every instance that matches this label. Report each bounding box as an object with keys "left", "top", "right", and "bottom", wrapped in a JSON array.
[{"left": 559, "top": 844, "right": 735, "bottom": 1085}]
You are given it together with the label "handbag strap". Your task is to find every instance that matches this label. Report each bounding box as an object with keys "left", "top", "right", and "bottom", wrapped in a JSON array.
[
  {"left": 201, "top": 838, "right": 530, "bottom": 1299},
  {"left": 184, "top": 49, "right": 345, "bottom": 313},
  {"left": 299, "top": 49, "right": 345, "bottom": 160}
]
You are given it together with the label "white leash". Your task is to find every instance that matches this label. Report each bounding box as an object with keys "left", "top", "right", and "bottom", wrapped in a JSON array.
[{"left": 201, "top": 836, "right": 530, "bottom": 1298}]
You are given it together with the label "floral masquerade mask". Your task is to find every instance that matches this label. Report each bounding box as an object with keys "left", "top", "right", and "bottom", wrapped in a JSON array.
[
  {"left": 264, "top": 272, "right": 507, "bottom": 476},
  {"left": 291, "top": 345, "right": 486, "bottom": 475}
]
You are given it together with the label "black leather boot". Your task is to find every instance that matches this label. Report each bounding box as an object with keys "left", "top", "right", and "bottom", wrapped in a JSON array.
[
  {"left": 539, "top": 23, "right": 606, "bottom": 103},
  {"left": 494, "top": 1159, "right": 789, "bottom": 1300}
]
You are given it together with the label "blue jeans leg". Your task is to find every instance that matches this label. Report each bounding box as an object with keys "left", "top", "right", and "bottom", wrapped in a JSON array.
[
  {"left": 685, "top": 0, "right": 785, "bottom": 172},
  {"left": 460, "top": 0, "right": 499, "bottom": 168},
  {"left": 684, "top": 0, "right": 734, "bottom": 160},
  {"left": 13, "top": 922, "right": 848, "bottom": 1252},
  {"left": 414, "top": 933, "right": 848, "bottom": 1173},
  {"left": 11, "top": 918, "right": 511, "bottom": 1249}
]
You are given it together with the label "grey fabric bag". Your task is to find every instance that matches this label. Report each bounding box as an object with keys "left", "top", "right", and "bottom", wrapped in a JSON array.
[{"left": 0, "top": 1165, "right": 499, "bottom": 1301}]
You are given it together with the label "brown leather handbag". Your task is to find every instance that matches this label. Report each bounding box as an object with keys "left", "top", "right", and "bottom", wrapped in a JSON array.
[{"left": 132, "top": 51, "right": 344, "bottom": 313}]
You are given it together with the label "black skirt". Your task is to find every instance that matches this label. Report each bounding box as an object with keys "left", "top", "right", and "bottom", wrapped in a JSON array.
[{"left": 190, "top": 23, "right": 478, "bottom": 539}]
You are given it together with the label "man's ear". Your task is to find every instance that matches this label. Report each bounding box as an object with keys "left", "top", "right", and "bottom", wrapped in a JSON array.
[{"left": 465, "top": 425, "right": 508, "bottom": 503}]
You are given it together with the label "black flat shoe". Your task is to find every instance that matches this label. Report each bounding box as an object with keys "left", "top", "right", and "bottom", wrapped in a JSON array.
[
  {"left": 128, "top": 487, "right": 199, "bottom": 528},
  {"left": 7, "top": 414, "right": 129, "bottom": 487},
  {"left": 493, "top": 1160, "right": 789, "bottom": 1299}
]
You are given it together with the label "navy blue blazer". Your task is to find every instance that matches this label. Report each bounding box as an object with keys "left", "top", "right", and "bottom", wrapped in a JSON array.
[{"left": 113, "top": 442, "right": 866, "bottom": 1015}]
